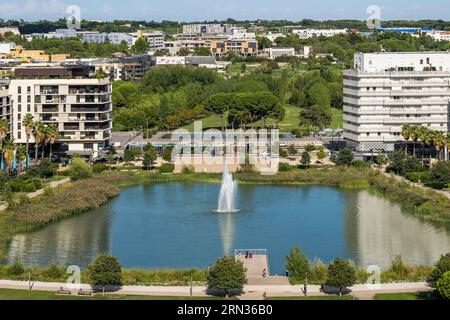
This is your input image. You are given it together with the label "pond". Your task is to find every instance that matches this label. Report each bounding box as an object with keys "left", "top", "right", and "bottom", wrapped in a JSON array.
[{"left": 6, "top": 183, "right": 450, "bottom": 274}]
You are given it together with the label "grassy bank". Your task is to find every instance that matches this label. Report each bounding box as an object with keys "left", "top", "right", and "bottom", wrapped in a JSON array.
[{"left": 0, "top": 179, "right": 119, "bottom": 259}]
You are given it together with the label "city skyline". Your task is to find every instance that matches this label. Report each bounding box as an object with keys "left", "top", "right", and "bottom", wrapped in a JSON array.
[{"left": 1, "top": 0, "right": 450, "bottom": 22}]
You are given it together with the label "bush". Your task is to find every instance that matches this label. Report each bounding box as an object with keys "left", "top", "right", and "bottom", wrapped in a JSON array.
[
  {"left": 162, "top": 147, "right": 173, "bottom": 162},
  {"left": 437, "top": 271, "right": 450, "bottom": 300},
  {"left": 43, "top": 263, "right": 64, "bottom": 279},
  {"left": 26, "top": 159, "right": 57, "bottom": 178},
  {"left": 207, "top": 256, "right": 247, "bottom": 294},
  {"left": 390, "top": 255, "right": 410, "bottom": 278},
  {"left": 309, "top": 260, "right": 328, "bottom": 284},
  {"left": 278, "top": 163, "right": 292, "bottom": 172},
  {"left": 182, "top": 165, "right": 195, "bottom": 174},
  {"left": 88, "top": 254, "right": 122, "bottom": 290},
  {"left": 335, "top": 148, "right": 354, "bottom": 167},
  {"left": 428, "top": 253, "right": 450, "bottom": 288},
  {"left": 69, "top": 157, "right": 93, "bottom": 180},
  {"left": 351, "top": 160, "right": 370, "bottom": 168},
  {"left": 430, "top": 161, "right": 450, "bottom": 186},
  {"left": 405, "top": 171, "right": 431, "bottom": 184},
  {"left": 159, "top": 163, "right": 175, "bottom": 174},
  {"left": 92, "top": 163, "right": 107, "bottom": 174},
  {"left": 7, "top": 258, "right": 25, "bottom": 276}
]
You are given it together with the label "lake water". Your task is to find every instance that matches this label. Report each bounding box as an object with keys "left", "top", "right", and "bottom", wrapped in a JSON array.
[{"left": 6, "top": 183, "right": 450, "bottom": 274}]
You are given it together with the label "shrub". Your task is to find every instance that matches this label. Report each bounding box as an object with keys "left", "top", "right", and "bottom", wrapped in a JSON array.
[
  {"left": 309, "top": 260, "right": 328, "bottom": 284},
  {"left": 7, "top": 258, "right": 25, "bottom": 276},
  {"left": 69, "top": 157, "right": 93, "bottom": 180},
  {"left": 159, "top": 163, "right": 175, "bottom": 174},
  {"left": 162, "top": 147, "right": 173, "bottom": 162},
  {"left": 437, "top": 271, "right": 450, "bottom": 300},
  {"left": 351, "top": 160, "right": 370, "bottom": 168},
  {"left": 93, "top": 163, "right": 107, "bottom": 174},
  {"left": 428, "top": 253, "right": 450, "bottom": 288},
  {"left": 335, "top": 148, "right": 354, "bottom": 167},
  {"left": 430, "top": 161, "right": 450, "bottom": 186},
  {"left": 279, "top": 149, "right": 288, "bottom": 158},
  {"left": 305, "top": 144, "right": 316, "bottom": 152},
  {"left": 285, "top": 247, "right": 310, "bottom": 285},
  {"left": 88, "top": 254, "right": 122, "bottom": 291},
  {"left": 405, "top": 171, "right": 431, "bottom": 184},
  {"left": 43, "top": 263, "right": 64, "bottom": 279},
  {"left": 278, "top": 163, "right": 292, "bottom": 172},
  {"left": 27, "top": 159, "right": 57, "bottom": 178},
  {"left": 207, "top": 256, "right": 247, "bottom": 294},
  {"left": 390, "top": 255, "right": 410, "bottom": 278},
  {"left": 182, "top": 165, "right": 195, "bottom": 174}
]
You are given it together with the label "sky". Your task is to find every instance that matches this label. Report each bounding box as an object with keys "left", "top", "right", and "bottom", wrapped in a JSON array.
[{"left": 1, "top": 0, "right": 450, "bottom": 21}]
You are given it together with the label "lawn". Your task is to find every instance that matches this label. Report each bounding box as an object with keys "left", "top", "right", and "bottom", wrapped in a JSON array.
[
  {"left": 373, "top": 292, "right": 438, "bottom": 301},
  {"left": 182, "top": 105, "right": 343, "bottom": 133},
  {"left": 0, "top": 288, "right": 229, "bottom": 300},
  {"left": 266, "top": 295, "right": 354, "bottom": 300}
]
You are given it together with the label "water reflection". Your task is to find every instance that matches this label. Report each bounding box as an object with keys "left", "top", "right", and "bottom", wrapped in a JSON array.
[
  {"left": 218, "top": 213, "right": 235, "bottom": 255},
  {"left": 344, "top": 190, "right": 450, "bottom": 268}
]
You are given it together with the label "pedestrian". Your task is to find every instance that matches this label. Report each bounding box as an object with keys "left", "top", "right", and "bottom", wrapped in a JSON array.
[
  {"left": 262, "top": 269, "right": 267, "bottom": 278},
  {"left": 245, "top": 251, "right": 249, "bottom": 259}
]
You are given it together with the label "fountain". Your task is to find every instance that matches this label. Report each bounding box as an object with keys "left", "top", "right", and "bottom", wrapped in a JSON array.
[{"left": 217, "top": 165, "right": 238, "bottom": 213}]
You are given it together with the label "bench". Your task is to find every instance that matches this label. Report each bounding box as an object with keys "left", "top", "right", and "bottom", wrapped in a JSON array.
[
  {"left": 78, "top": 289, "right": 93, "bottom": 296},
  {"left": 57, "top": 287, "right": 71, "bottom": 295}
]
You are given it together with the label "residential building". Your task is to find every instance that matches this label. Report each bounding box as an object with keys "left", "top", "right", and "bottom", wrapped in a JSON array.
[
  {"left": 156, "top": 56, "right": 186, "bottom": 65},
  {"left": 0, "top": 27, "right": 20, "bottom": 37},
  {"left": 82, "top": 32, "right": 136, "bottom": 47},
  {"left": 9, "top": 64, "right": 112, "bottom": 158},
  {"left": 0, "top": 85, "right": 13, "bottom": 136},
  {"left": 182, "top": 24, "right": 225, "bottom": 35},
  {"left": 137, "top": 30, "right": 165, "bottom": 48},
  {"left": 425, "top": 30, "right": 450, "bottom": 42},
  {"left": 265, "top": 32, "right": 286, "bottom": 43},
  {"left": 264, "top": 47, "right": 295, "bottom": 60},
  {"left": 292, "top": 28, "right": 348, "bottom": 39},
  {"left": 156, "top": 56, "right": 218, "bottom": 69},
  {"left": 0, "top": 42, "right": 15, "bottom": 55},
  {"left": 376, "top": 27, "right": 431, "bottom": 35},
  {"left": 30, "top": 29, "right": 77, "bottom": 40},
  {"left": 88, "top": 54, "right": 153, "bottom": 81},
  {"left": 343, "top": 52, "right": 450, "bottom": 158},
  {"left": 210, "top": 40, "right": 258, "bottom": 56}
]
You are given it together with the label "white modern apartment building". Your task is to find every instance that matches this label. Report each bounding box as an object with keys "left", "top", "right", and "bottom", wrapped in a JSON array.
[
  {"left": 343, "top": 52, "right": 450, "bottom": 157},
  {"left": 425, "top": 30, "right": 450, "bottom": 42},
  {"left": 264, "top": 47, "right": 295, "bottom": 60},
  {"left": 5, "top": 64, "right": 113, "bottom": 158},
  {"left": 0, "top": 86, "right": 13, "bottom": 136},
  {"left": 137, "top": 30, "right": 165, "bottom": 48},
  {"left": 0, "top": 27, "right": 20, "bottom": 37},
  {"left": 82, "top": 32, "right": 136, "bottom": 47},
  {"left": 293, "top": 28, "right": 348, "bottom": 39}
]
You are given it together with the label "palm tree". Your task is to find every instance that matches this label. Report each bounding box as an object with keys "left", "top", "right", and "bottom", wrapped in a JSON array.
[
  {"left": 401, "top": 124, "right": 413, "bottom": 154},
  {"left": 433, "top": 131, "right": 446, "bottom": 161},
  {"left": 0, "top": 118, "right": 9, "bottom": 172},
  {"left": 419, "top": 127, "right": 434, "bottom": 166},
  {"left": 46, "top": 123, "right": 58, "bottom": 161},
  {"left": 15, "top": 144, "right": 27, "bottom": 173},
  {"left": 410, "top": 125, "right": 422, "bottom": 156},
  {"left": 23, "top": 113, "right": 34, "bottom": 167},
  {"left": 3, "top": 138, "right": 15, "bottom": 174},
  {"left": 33, "top": 121, "right": 46, "bottom": 165}
]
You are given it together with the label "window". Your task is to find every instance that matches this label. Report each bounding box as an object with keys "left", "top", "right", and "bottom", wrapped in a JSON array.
[
  {"left": 18, "top": 104, "right": 21, "bottom": 112},
  {"left": 27, "top": 104, "right": 30, "bottom": 112},
  {"left": 18, "top": 96, "right": 21, "bottom": 103},
  {"left": 420, "top": 59, "right": 423, "bottom": 65},
  {"left": 18, "top": 87, "right": 21, "bottom": 94},
  {"left": 27, "top": 96, "right": 31, "bottom": 103},
  {"left": 27, "top": 86, "right": 31, "bottom": 94}
]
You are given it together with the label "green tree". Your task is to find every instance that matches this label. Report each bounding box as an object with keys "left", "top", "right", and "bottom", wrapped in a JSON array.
[
  {"left": 306, "top": 82, "right": 331, "bottom": 108},
  {"left": 69, "top": 156, "right": 93, "bottom": 180},
  {"left": 375, "top": 155, "right": 388, "bottom": 168},
  {"left": 285, "top": 247, "right": 310, "bottom": 285},
  {"left": 162, "top": 147, "right": 173, "bottom": 162},
  {"left": 143, "top": 144, "right": 157, "bottom": 170},
  {"left": 207, "top": 256, "right": 247, "bottom": 297},
  {"left": 132, "top": 37, "right": 149, "bottom": 54},
  {"left": 193, "top": 47, "right": 211, "bottom": 56},
  {"left": 23, "top": 113, "right": 34, "bottom": 166},
  {"left": 88, "top": 254, "right": 122, "bottom": 294},
  {"left": 430, "top": 161, "right": 450, "bottom": 187},
  {"left": 326, "top": 258, "right": 357, "bottom": 296},
  {"left": 428, "top": 253, "right": 450, "bottom": 289},
  {"left": 317, "top": 147, "right": 327, "bottom": 162},
  {"left": 299, "top": 105, "right": 332, "bottom": 131},
  {"left": 335, "top": 148, "right": 354, "bottom": 167},
  {"left": 300, "top": 151, "right": 311, "bottom": 167},
  {"left": 123, "top": 148, "right": 135, "bottom": 164},
  {"left": 437, "top": 271, "right": 450, "bottom": 300}
]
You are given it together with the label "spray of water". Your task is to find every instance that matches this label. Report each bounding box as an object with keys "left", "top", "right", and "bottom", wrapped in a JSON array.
[{"left": 217, "top": 165, "right": 238, "bottom": 213}]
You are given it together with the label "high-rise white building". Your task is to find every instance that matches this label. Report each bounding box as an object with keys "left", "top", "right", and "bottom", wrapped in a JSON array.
[
  {"left": 4, "top": 64, "right": 112, "bottom": 158},
  {"left": 343, "top": 52, "right": 450, "bottom": 157}
]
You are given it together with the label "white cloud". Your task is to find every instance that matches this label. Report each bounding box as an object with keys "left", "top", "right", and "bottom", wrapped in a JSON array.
[{"left": 0, "top": 0, "right": 68, "bottom": 18}]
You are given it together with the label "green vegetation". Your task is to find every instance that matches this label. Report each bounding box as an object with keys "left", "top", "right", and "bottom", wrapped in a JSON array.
[
  {"left": 266, "top": 295, "right": 354, "bottom": 300},
  {"left": 69, "top": 157, "right": 93, "bottom": 180},
  {"left": 207, "top": 256, "right": 247, "bottom": 295},
  {"left": 0, "top": 289, "right": 226, "bottom": 300},
  {"left": 373, "top": 292, "right": 438, "bottom": 301},
  {"left": 437, "top": 271, "right": 450, "bottom": 300},
  {"left": 88, "top": 254, "right": 122, "bottom": 292},
  {"left": 326, "top": 259, "right": 357, "bottom": 296},
  {"left": 285, "top": 247, "right": 310, "bottom": 285}
]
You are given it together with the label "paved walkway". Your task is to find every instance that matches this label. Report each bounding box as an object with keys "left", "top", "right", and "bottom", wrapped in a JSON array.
[
  {"left": 0, "top": 280, "right": 431, "bottom": 300},
  {"left": 0, "top": 177, "right": 71, "bottom": 212}
]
